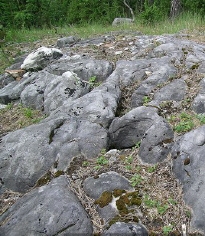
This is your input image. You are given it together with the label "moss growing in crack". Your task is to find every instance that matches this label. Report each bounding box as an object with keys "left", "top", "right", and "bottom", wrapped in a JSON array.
[
  {"left": 116, "top": 191, "right": 142, "bottom": 216},
  {"left": 113, "top": 189, "right": 126, "bottom": 197},
  {"left": 127, "top": 192, "right": 142, "bottom": 206},
  {"left": 94, "top": 191, "right": 112, "bottom": 208},
  {"left": 116, "top": 196, "right": 129, "bottom": 215},
  {"left": 54, "top": 170, "right": 64, "bottom": 178},
  {"left": 108, "top": 214, "right": 139, "bottom": 227},
  {"left": 108, "top": 215, "right": 122, "bottom": 227},
  {"left": 36, "top": 171, "right": 52, "bottom": 187}
]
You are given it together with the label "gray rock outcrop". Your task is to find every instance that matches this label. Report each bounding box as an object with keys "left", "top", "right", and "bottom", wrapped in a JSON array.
[{"left": 1, "top": 33, "right": 205, "bottom": 235}]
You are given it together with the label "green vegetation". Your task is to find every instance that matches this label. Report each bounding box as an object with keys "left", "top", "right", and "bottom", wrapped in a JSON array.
[
  {"left": 0, "top": 10, "right": 204, "bottom": 74},
  {"left": 168, "top": 111, "right": 205, "bottom": 133},
  {"left": 125, "top": 155, "right": 134, "bottom": 170},
  {"left": 147, "top": 164, "right": 157, "bottom": 173},
  {"left": 162, "top": 225, "right": 173, "bottom": 235},
  {"left": 94, "top": 191, "right": 112, "bottom": 208},
  {"left": 143, "top": 96, "right": 151, "bottom": 105},
  {"left": 1, "top": 0, "right": 204, "bottom": 30},
  {"left": 96, "top": 155, "right": 109, "bottom": 165},
  {"left": 130, "top": 174, "right": 144, "bottom": 187},
  {"left": 88, "top": 76, "right": 100, "bottom": 88},
  {"left": 132, "top": 141, "right": 141, "bottom": 151},
  {"left": 143, "top": 194, "right": 169, "bottom": 215},
  {"left": 94, "top": 149, "right": 109, "bottom": 169}
]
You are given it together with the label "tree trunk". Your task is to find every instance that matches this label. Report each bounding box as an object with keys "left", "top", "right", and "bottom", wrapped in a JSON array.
[{"left": 170, "top": 0, "right": 181, "bottom": 18}]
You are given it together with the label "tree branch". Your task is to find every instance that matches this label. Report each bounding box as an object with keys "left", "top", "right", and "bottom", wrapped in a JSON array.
[{"left": 123, "top": 0, "right": 135, "bottom": 21}]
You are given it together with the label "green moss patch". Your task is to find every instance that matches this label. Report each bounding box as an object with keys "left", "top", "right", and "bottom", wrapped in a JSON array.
[{"left": 94, "top": 191, "right": 112, "bottom": 208}]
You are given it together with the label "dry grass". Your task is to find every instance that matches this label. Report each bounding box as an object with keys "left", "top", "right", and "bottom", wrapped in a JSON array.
[{"left": 0, "top": 103, "right": 46, "bottom": 138}]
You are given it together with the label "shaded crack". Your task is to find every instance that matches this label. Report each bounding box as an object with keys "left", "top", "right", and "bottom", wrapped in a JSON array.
[
  {"left": 53, "top": 223, "right": 76, "bottom": 236},
  {"left": 49, "top": 121, "right": 64, "bottom": 144}
]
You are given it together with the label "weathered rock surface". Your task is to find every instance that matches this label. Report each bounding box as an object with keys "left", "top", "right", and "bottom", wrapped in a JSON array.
[
  {"left": 108, "top": 106, "right": 174, "bottom": 163},
  {"left": 83, "top": 171, "right": 133, "bottom": 222},
  {"left": 0, "top": 118, "right": 64, "bottom": 193},
  {"left": 1, "top": 32, "right": 205, "bottom": 235},
  {"left": 171, "top": 125, "right": 205, "bottom": 233},
  {"left": 83, "top": 171, "right": 133, "bottom": 199},
  {"left": 102, "top": 222, "right": 148, "bottom": 236},
  {"left": 57, "top": 36, "right": 80, "bottom": 48},
  {"left": 192, "top": 78, "right": 205, "bottom": 114},
  {"left": 21, "top": 46, "right": 63, "bottom": 71},
  {"left": 0, "top": 176, "right": 93, "bottom": 236}
]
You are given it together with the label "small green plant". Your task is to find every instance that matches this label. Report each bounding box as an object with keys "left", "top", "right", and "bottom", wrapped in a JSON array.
[
  {"left": 196, "top": 114, "right": 205, "bottom": 124},
  {"left": 143, "top": 194, "right": 158, "bottom": 208},
  {"left": 125, "top": 165, "right": 132, "bottom": 170},
  {"left": 157, "top": 203, "right": 169, "bottom": 214},
  {"left": 94, "top": 165, "right": 102, "bottom": 170},
  {"left": 173, "top": 112, "right": 194, "bottom": 133},
  {"left": 147, "top": 164, "right": 157, "bottom": 173},
  {"left": 96, "top": 155, "right": 108, "bottom": 165},
  {"left": 6, "top": 103, "right": 13, "bottom": 110},
  {"left": 135, "top": 141, "right": 141, "bottom": 148},
  {"left": 130, "top": 174, "right": 143, "bottom": 187},
  {"left": 82, "top": 161, "right": 89, "bottom": 167},
  {"left": 135, "top": 166, "right": 141, "bottom": 172},
  {"left": 132, "top": 141, "right": 141, "bottom": 150},
  {"left": 100, "top": 148, "right": 107, "bottom": 155},
  {"left": 142, "top": 96, "right": 151, "bottom": 105},
  {"left": 168, "top": 198, "right": 177, "bottom": 205},
  {"left": 162, "top": 225, "right": 173, "bottom": 235},
  {"left": 23, "top": 107, "right": 33, "bottom": 118},
  {"left": 144, "top": 195, "right": 169, "bottom": 215},
  {"left": 125, "top": 155, "right": 133, "bottom": 164},
  {"left": 174, "top": 120, "right": 194, "bottom": 133},
  {"left": 88, "top": 76, "right": 97, "bottom": 87},
  {"left": 185, "top": 210, "right": 191, "bottom": 218}
]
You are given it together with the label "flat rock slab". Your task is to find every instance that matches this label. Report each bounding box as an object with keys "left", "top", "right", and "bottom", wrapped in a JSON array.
[{"left": 0, "top": 176, "right": 93, "bottom": 236}]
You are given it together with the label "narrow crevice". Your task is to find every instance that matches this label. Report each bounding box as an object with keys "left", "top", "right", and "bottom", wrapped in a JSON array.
[{"left": 49, "top": 121, "right": 64, "bottom": 144}]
